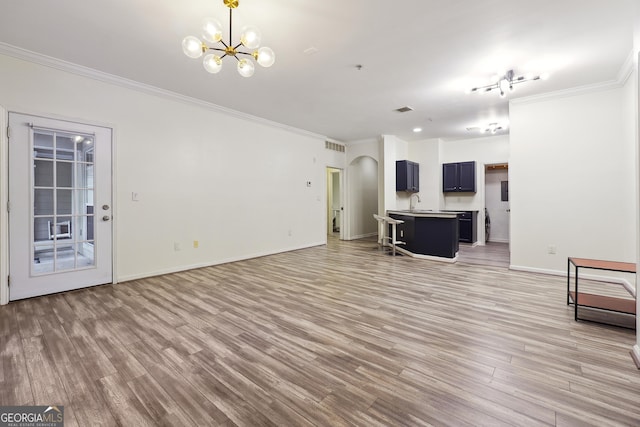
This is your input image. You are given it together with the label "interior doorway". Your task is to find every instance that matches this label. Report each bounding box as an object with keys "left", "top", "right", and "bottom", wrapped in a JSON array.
[
  {"left": 326, "top": 167, "right": 343, "bottom": 238},
  {"left": 485, "top": 164, "right": 510, "bottom": 244},
  {"left": 458, "top": 163, "right": 511, "bottom": 268}
]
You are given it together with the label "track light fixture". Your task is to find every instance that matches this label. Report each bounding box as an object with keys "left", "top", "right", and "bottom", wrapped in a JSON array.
[
  {"left": 482, "top": 123, "right": 503, "bottom": 134},
  {"left": 182, "top": 0, "right": 275, "bottom": 77},
  {"left": 466, "top": 122, "right": 507, "bottom": 134},
  {"left": 468, "top": 70, "right": 548, "bottom": 97}
]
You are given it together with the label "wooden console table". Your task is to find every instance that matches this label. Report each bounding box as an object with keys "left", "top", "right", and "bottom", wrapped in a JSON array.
[{"left": 567, "top": 257, "right": 636, "bottom": 325}]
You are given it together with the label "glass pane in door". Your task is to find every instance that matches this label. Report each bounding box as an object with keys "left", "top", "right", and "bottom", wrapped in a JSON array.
[{"left": 31, "top": 130, "right": 96, "bottom": 275}]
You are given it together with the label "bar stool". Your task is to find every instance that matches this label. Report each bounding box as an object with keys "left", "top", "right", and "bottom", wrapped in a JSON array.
[
  {"left": 385, "top": 217, "right": 405, "bottom": 256},
  {"left": 373, "top": 214, "right": 387, "bottom": 249}
]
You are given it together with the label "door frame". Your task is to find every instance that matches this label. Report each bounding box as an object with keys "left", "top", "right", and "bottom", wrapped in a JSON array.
[
  {"left": 1, "top": 106, "right": 8, "bottom": 304},
  {"left": 0, "top": 107, "right": 118, "bottom": 305},
  {"left": 326, "top": 166, "right": 345, "bottom": 241},
  {"left": 483, "top": 162, "right": 510, "bottom": 247}
]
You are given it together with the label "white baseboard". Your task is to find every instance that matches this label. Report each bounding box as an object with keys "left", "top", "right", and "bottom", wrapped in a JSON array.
[
  {"left": 509, "top": 264, "right": 636, "bottom": 297},
  {"left": 117, "top": 241, "right": 326, "bottom": 283}
]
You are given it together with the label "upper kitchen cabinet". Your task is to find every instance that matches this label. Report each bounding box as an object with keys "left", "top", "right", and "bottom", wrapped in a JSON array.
[
  {"left": 396, "top": 160, "right": 419, "bottom": 192},
  {"left": 442, "top": 161, "right": 476, "bottom": 193}
]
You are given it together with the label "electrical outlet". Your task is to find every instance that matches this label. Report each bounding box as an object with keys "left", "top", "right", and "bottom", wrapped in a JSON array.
[
  {"left": 174, "top": 242, "right": 181, "bottom": 251},
  {"left": 193, "top": 240, "right": 199, "bottom": 249},
  {"left": 548, "top": 245, "right": 556, "bottom": 254}
]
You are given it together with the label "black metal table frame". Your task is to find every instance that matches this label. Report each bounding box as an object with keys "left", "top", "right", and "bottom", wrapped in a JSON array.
[{"left": 567, "top": 257, "right": 636, "bottom": 325}]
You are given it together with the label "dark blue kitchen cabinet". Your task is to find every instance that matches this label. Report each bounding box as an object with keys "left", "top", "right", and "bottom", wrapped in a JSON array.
[
  {"left": 443, "top": 161, "right": 476, "bottom": 193},
  {"left": 396, "top": 160, "right": 419, "bottom": 192}
]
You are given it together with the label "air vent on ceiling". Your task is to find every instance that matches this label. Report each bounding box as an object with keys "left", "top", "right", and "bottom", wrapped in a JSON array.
[
  {"left": 394, "top": 106, "right": 414, "bottom": 113},
  {"left": 325, "top": 141, "right": 345, "bottom": 152}
]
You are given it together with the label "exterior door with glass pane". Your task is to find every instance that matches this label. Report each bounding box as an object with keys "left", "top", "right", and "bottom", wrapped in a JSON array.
[{"left": 8, "top": 112, "right": 113, "bottom": 300}]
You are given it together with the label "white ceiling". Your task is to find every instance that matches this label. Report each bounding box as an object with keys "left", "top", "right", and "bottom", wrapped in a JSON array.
[{"left": 0, "top": 0, "right": 635, "bottom": 142}]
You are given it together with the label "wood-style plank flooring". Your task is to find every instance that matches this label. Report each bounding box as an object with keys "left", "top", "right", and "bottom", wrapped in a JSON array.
[
  {"left": 458, "top": 241, "right": 510, "bottom": 268},
  {"left": 1, "top": 237, "right": 639, "bottom": 426}
]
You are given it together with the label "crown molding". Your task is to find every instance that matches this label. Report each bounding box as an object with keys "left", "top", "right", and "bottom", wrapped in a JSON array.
[
  {"left": 510, "top": 79, "right": 623, "bottom": 106},
  {"left": 343, "top": 137, "right": 378, "bottom": 146},
  {"left": 511, "top": 50, "right": 636, "bottom": 106},
  {"left": 0, "top": 42, "right": 326, "bottom": 141},
  {"left": 617, "top": 50, "right": 635, "bottom": 84}
]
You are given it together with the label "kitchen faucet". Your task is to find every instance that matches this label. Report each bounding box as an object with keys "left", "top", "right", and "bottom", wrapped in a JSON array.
[{"left": 410, "top": 193, "right": 421, "bottom": 210}]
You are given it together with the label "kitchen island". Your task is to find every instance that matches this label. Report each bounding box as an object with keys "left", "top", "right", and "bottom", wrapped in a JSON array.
[{"left": 387, "top": 210, "right": 460, "bottom": 262}]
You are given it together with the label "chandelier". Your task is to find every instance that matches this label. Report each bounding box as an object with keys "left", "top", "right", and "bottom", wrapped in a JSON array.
[
  {"left": 182, "top": 0, "right": 275, "bottom": 77},
  {"left": 469, "top": 69, "right": 547, "bottom": 97}
]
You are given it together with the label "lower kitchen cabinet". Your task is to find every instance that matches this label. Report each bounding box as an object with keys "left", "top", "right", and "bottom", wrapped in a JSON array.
[
  {"left": 458, "top": 211, "right": 477, "bottom": 243},
  {"left": 388, "top": 213, "right": 459, "bottom": 258}
]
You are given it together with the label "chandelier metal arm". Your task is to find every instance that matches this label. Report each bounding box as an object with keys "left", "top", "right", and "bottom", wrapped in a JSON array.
[{"left": 228, "top": 8, "right": 233, "bottom": 48}]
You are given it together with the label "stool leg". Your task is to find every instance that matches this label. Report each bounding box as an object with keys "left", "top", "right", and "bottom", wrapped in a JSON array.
[{"left": 391, "top": 224, "right": 397, "bottom": 256}]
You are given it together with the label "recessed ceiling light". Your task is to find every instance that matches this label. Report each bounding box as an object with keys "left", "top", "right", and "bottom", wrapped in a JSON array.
[{"left": 413, "top": 127, "right": 422, "bottom": 133}]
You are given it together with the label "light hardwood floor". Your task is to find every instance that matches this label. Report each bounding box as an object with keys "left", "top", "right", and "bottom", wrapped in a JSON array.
[
  {"left": 458, "top": 241, "right": 510, "bottom": 268},
  {"left": 1, "top": 237, "right": 639, "bottom": 426}
]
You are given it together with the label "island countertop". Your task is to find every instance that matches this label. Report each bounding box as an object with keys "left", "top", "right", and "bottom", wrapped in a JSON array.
[{"left": 386, "top": 210, "right": 461, "bottom": 218}]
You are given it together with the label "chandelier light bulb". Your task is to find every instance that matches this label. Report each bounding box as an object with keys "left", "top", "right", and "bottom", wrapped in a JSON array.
[
  {"left": 202, "top": 18, "right": 223, "bottom": 43},
  {"left": 203, "top": 54, "right": 223, "bottom": 73},
  {"left": 255, "top": 46, "right": 275, "bottom": 67},
  {"left": 182, "top": 36, "right": 204, "bottom": 59},
  {"left": 240, "top": 26, "right": 262, "bottom": 49},
  {"left": 237, "top": 58, "right": 255, "bottom": 77}
]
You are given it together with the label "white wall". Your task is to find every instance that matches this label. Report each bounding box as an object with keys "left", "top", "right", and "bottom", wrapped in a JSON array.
[
  {"left": 510, "top": 81, "right": 636, "bottom": 275},
  {"left": 633, "top": 3, "right": 640, "bottom": 361},
  {"left": 440, "top": 135, "right": 510, "bottom": 214},
  {"left": 405, "top": 134, "right": 509, "bottom": 244},
  {"left": 408, "top": 138, "right": 441, "bottom": 210},
  {"left": 0, "top": 53, "right": 327, "bottom": 286},
  {"left": 381, "top": 135, "right": 409, "bottom": 212}
]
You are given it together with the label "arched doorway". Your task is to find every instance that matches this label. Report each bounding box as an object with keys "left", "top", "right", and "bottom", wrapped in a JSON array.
[{"left": 348, "top": 156, "right": 378, "bottom": 240}]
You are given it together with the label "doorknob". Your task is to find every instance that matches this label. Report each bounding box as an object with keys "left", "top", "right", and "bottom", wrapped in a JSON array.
[{"left": 102, "top": 215, "right": 111, "bottom": 221}]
